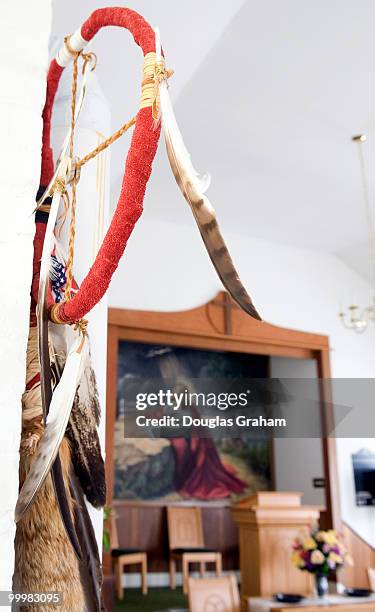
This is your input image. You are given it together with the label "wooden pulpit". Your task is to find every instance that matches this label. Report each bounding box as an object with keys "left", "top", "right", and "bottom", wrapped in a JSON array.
[{"left": 231, "top": 492, "right": 321, "bottom": 599}]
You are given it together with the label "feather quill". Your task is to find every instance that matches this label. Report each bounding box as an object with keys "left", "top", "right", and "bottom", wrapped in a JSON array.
[
  {"left": 38, "top": 182, "right": 67, "bottom": 421},
  {"left": 156, "top": 29, "right": 261, "bottom": 320}
]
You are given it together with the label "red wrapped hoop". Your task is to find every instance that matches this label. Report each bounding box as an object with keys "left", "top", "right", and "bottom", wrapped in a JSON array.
[{"left": 36, "top": 7, "right": 161, "bottom": 324}]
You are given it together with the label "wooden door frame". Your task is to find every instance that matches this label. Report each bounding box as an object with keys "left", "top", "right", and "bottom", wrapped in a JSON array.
[{"left": 106, "top": 291, "right": 340, "bottom": 530}]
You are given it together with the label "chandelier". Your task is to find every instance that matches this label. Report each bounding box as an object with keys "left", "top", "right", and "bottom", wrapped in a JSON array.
[{"left": 339, "top": 134, "right": 375, "bottom": 333}]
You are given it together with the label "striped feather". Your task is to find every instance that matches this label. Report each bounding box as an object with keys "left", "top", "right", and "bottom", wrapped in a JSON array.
[
  {"left": 156, "top": 31, "right": 261, "bottom": 321},
  {"left": 66, "top": 355, "right": 106, "bottom": 508}
]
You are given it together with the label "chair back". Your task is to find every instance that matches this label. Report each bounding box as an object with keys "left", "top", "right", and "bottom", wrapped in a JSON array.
[
  {"left": 368, "top": 567, "right": 375, "bottom": 591},
  {"left": 188, "top": 575, "right": 240, "bottom": 612},
  {"left": 167, "top": 506, "right": 204, "bottom": 550}
]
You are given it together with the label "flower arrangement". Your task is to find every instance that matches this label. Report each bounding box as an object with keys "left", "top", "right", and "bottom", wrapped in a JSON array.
[{"left": 292, "top": 529, "right": 353, "bottom": 575}]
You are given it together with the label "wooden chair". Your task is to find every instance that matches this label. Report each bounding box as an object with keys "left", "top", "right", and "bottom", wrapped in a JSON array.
[
  {"left": 167, "top": 506, "right": 222, "bottom": 594},
  {"left": 368, "top": 567, "right": 375, "bottom": 591},
  {"left": 188, "top": 575, "right": 240, "bottom": 612},
  {"left": 110, "top": 514, "right": 147, "bottom": 600}
]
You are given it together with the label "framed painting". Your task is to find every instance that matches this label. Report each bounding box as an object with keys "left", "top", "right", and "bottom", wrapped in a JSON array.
[{"left": 114, "top": 339, "right": 273, "bottom": 502}]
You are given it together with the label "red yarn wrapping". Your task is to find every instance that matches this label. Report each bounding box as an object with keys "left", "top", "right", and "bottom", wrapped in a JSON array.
[
  {"left": 36, "top": 8, "right": 161, "bottom": 324},
  {"left": 41, "top": 60, "right": 64, "bottom": 186},
  {"left": 81, "top": 8, "right": 156, "bottom": 54},
  {"left": 58, "top": 108, "right": 160, "bottom": 323},
  {"left": 31, "top": 220, "right": 54, "bottom": 325}
]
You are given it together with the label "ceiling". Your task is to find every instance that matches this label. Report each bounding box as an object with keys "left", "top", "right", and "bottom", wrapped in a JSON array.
[{"left": 51, "top": 0, "right": 375, "bottom": 285}]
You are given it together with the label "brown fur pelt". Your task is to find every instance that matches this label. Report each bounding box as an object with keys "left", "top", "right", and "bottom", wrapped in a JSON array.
[{"left": 14, "top": 418, "right": 85, "bottom": 612}]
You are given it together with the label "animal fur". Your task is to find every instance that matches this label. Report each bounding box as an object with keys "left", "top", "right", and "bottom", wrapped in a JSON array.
[
  {"left": 14, "top": 419, "right": 85, "bottom": 612},
  {"left": 14, "top": 326, "right": 105, "bottom": 611}
]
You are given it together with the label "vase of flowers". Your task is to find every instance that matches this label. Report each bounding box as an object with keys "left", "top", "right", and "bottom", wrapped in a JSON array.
[
  {"left": 292, "top": 529, "right": 353, "bottom": 598},
  {"left": 315, "top": 573, "right": 328, "bottom": 598}
]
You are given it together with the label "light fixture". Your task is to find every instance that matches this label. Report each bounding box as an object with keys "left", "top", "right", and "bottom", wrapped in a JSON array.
[{"left": 339, "top": 134, "right": 375, "bottom": 333}]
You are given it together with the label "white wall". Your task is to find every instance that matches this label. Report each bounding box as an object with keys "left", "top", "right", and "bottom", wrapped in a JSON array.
[
  {"left": 270, "top": 357, "right": 325, "bottom": 507},
  {"left": 0, "top": 0, "right": 51, "bottom": 595},
  {"left": 108, "top": 212, "right": 375, "bottom": 545}
]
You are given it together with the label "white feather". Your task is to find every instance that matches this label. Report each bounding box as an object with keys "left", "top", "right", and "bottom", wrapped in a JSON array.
[
  {"left": 15, "top": 334, "right": 88, "bottom": 522},
  {"left": 159, "top": 81, "right": 211, "bottom": 194},
  {"left": 155, "top": 27, "right": 211, "bottom": 196}
]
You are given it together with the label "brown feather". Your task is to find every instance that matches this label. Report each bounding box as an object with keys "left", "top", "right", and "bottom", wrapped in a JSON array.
[
  {"left": 164, "top": 135, "right": 261, "bottom": 321},
  {"left": 54, "top": 332, "right": 106, "bottom": 508},
  {"left": 66, "top": 362, "right": 106, "bottom": 508}
]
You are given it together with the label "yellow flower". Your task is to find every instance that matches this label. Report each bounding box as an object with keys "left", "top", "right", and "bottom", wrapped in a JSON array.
[
  {"left": 291, "top": 551, "right": 305, "bottom": 569},
  {"left": 315, "top": 530, "right": 338, "bottom": 545},
  {"left": 327, "top": 530, "right": 339, "bottom": 544},
  {"left": 328, "top": 552, "right": 343, "bottom": 565},
  {"left": 303, "top": 537, "right": 317, "bottom": 551},
  {"left": 311, "top": 550, "right": 325, "bottom": 565},
  {"left": 291, "top": 551, "right": 300, "bottom": 567}
]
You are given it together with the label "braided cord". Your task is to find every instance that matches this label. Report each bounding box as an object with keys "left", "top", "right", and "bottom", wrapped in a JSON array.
[{"left": 64, "top": 53, "right": 79, "bottom": 300}]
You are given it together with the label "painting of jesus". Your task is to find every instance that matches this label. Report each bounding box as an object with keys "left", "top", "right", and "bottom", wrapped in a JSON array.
[{"left": 114, "top": 341, "right": 272, "bottom": 502}]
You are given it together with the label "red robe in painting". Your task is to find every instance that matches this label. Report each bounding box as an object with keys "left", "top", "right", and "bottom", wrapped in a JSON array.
[{"left": 171, "top": 437, "right": 246, "bottom": 500}]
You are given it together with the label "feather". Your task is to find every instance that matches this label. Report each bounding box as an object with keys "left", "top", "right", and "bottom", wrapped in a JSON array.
[
  {"left": 156, "top": 30, "right": 261, "bottom": 321},
  {"left": 49, "top": 250, "right": 106, "bottom": 510},
  {"left": 27, "top": 173, "right": 86, "bottom": 550},
  {"left": 38, "top": 186, "right": 66, "bottom": 421},
  {"left": 33, "top": 168, "right": 87, "bottom": 556},
  {"left": 66, "top": 364, "right": 106, "bottom": 508},
  {"left": 70, "top": 466, "right": 103, "bottom": 612},
  {"left": 50, "top": 355, "right": 83, "bottom": 560},
  {"left": 25, "top": 56, "right": 100, "bottom": 539},
  {"left": 16, "top": 51, "right": 104, "bottom": 602},
  {"left": 52, "top": 325, "right": 106, "bottom": 508},
  {"left": 15, "top": 333, "right": 88, "bottom": 522},
  {"left": 52, "top": 454, "right": 82, "bottom": 559}
]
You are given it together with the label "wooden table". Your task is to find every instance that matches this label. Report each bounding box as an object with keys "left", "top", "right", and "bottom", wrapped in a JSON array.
[{"left": 248, "top": 595, "right": 375, "bottom": 611}]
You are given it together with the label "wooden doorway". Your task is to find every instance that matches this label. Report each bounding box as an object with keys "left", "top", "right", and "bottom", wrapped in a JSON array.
[{"left": 106, "top": 291, "right": 340, "bottom": 530}]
